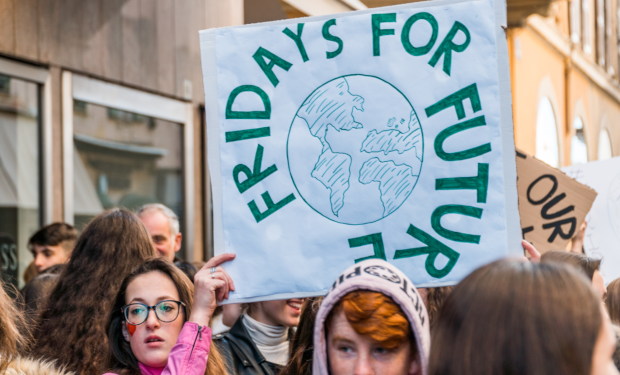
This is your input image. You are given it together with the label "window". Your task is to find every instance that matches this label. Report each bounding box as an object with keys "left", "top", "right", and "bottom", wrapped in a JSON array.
[
  {"left": 599, "top": 128, "right": 613, "bottom": 159},
  {"left": 63, "top": 73, "right": 195, "bottom": 259},
  {"left": 72, "top": 103, "right": 184, "bottom": 235},
  {"left": 572, "top": 0, "right": 582, "bottom": 44},
  {"left": 617, "top": 7, "right": 620, "bottom": 71},
  {"left": 0, "top": 76, "right": 40, "bottom": 289},
  {"left": 571, "top": 117, "right": 588, "bottom": 164},
  {"left": 584, "top": 0, "right": 592, "bottom": 53},
  {"left": 536, "top": 97, "right": 560, "bottom": 167},
  {"left": 596, "top": 0, "right": 606, "bottom": 66}
]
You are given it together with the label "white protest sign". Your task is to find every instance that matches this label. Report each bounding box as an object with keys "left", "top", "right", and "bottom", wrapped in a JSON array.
[
  {"left": 563, "top": 157, "right": 620, "bottom": 284},
  {"left": 200, "top": 0, "right": 521, "bottom": 303}
]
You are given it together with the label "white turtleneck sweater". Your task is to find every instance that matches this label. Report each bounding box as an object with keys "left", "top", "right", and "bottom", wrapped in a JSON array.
[{"left": 242, "top": 313, "right": 290, "bottom": 366}]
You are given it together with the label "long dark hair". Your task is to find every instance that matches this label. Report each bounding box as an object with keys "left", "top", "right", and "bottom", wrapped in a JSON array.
[
  {"left": 429, "top": 259, "right": 602, "bottom": 375},
  {"left": 279, "top": 297, "right": 323, "bottom": 375},
  {"left": 107, "top": 258, "right": 227, "bottom": 375},
  {"left": 32, "top": 209, "right": 157, "bottom": 375}
]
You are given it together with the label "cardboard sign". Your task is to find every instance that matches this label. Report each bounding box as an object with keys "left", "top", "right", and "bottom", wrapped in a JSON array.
[
  {"left": 563, "top": 157, "right": 620, "bottom": 283},
  {"left": 200, "top": 0, "right": 522, "bottom": 303},
  {"left": 516, "top": 150, "right": 597, "bottom": 253}
]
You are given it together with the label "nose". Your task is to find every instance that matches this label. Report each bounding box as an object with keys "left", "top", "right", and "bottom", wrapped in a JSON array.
[
  {"left": 144, "top": 308, "right": 161, "bottom": 330},
  {"left": 33, "top": 254, "right": 45, "bottom": 271},
  {"left": 354, "top": 353, "right": 374, "bottom": 375}
]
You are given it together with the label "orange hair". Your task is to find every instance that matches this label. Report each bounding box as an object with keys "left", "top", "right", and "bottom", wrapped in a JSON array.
[{"left": 328, "top": 290, "right": 411, "bottom": 349}]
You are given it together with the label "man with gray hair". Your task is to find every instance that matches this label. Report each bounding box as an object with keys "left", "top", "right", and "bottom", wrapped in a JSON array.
[{"left": 137, "top": 204, "right": 197, "bottom": 280}]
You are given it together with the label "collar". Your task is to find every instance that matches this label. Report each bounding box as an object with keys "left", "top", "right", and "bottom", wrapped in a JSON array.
[
  {"left": 242, "top": 313, "right": 288, "bottom": 347},
  {"left": 138, "top": 362, "right": 165, "bottom": 375}
]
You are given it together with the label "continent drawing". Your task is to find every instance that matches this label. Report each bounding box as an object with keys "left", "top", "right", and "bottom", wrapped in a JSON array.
[
  {"left": 287, "top": 74, "right": 424, "bottom": 225},
  {"left": 360, "top": 111, "right": 422, "bottom": 160},
  {"left": 296, "top": 77, "right": 363, "bottom": 216},
  {"left": 311, "top": 148, "right": 351, "bottom": 216},
  {"left": 359, "top": 158, "right": 418, "bottom": 216},
  {"left": 297, "top": 78, "right": 364, "bottom": 140}
]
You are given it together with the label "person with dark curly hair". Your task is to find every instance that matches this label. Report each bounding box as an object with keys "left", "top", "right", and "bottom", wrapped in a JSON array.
[{"left": 31, "top": 208, "right": 157, "bottom": 375}]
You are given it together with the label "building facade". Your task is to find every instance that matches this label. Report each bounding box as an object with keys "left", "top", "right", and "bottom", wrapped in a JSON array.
[
  {"left": 508, "top": 0, "right": 620, "bottom": 167},
  {"left": 0, "top": 0, "right": 248, "bottom": 288}
]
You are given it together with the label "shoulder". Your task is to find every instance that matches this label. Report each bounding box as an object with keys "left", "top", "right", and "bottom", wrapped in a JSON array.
[
  {"left": 212, "top": 331, "right": 231, "bottom": 347},
  {"left": 6, "top": 357, "right": 75, "bottom": 375}
]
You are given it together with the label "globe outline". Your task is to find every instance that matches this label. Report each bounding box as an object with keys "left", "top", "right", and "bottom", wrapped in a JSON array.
[{"left": 286, "top": 74, "right": 425, "bottom": 225}]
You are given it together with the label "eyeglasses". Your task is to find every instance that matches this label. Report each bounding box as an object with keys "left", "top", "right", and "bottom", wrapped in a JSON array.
[{"left": 121, "top": 300, "right": 186, "bottom": 326}]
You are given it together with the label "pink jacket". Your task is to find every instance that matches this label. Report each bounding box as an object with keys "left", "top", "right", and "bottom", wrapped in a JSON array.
[{"left": 104, "top": 322, "right": 212, "bottom": 375}]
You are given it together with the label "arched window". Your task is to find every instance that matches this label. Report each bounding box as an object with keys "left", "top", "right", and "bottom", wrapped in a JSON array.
[
  {"left": 598, "top": 128, "right": 613, "bottom": 160},
  {"left": 536, "top": 97, "right": 560, "bottom": 167},
  {"left": 570, "top": 117, "right": 588, "bottom": 164}
]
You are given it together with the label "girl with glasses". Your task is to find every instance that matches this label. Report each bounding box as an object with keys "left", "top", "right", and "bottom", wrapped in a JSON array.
[{"left": 105, "top": 254, "right": 235, "bottom": 375}]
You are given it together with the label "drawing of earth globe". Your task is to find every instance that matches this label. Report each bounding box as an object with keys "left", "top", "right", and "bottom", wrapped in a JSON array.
[
  {"left": 286, "top": 75, "right": 424, "bottom": 225},
  {"left": 609, "top": 173, "right": 620, "bottom": 240}
]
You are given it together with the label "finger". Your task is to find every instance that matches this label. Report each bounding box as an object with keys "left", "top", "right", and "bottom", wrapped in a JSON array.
[
  {"left": 204, "top": 253, "right": 236, "bottom": 269},
  {"left": 215, "top": 270, "right": 231, "bottom": 299},
  {"left": 211, "top": 279, "right": 226, "bottom": 302},
  {"left": 210, "top": 266, "right": 234, "bottom": 298},
  {"left": 522, "top": 240, "right": 541, "bottom": 262},
  {"left": 218, "top": 267, "right": 235, "bottom": 294},
  {"left": 216, "top": 279, "right": 229, "bottom": 302},
  {"left": 211, "top": 272, "right": 230, "bottom": 301}
]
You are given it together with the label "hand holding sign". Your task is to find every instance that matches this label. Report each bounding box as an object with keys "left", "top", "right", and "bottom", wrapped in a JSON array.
[
  {"left": 189, "top": 253, "right": 236, "bottom": 327},
  {"left": 516, "top": 150, "right": 597, "bottom": 253}
]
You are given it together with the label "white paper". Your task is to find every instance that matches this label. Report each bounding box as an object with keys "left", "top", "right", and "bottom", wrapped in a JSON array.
[
  {"left": 563, "top": 156, "right": 620, "bottom": 284},
  {"left": 200, "top": 0, "right": 520, "bottom": 303}
]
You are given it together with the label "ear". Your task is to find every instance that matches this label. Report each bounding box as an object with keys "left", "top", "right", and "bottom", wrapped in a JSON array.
[
  {"left": 174, "top": 233, "right": 182, "bottom": 253},
  {"left": 122, "top": 322, "right": 131, "bottom": 342}
]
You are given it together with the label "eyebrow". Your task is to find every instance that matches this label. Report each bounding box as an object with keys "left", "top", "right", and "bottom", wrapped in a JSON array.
[
  {"left": 129, "top": 296, "right": 177, "bottom": 304},
  {"left": 331, "top": 336, "right": 356, "bottom": 345}
]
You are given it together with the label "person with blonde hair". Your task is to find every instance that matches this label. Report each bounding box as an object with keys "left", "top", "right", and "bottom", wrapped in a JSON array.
[{"left": 0, "top": 279, "right": 71, "bottom": 375}]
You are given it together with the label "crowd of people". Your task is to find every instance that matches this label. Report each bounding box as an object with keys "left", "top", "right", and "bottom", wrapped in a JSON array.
[{"left": 1, "top": 205, "right": 620, "bottom": 375}]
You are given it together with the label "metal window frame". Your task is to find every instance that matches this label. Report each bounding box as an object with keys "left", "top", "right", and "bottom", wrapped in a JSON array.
[
  {"left": 62, "top": 72, "right": 195, "bottom": 260},
  {"left": 0, "top": 57, "right": 51, "bottom": 226}
]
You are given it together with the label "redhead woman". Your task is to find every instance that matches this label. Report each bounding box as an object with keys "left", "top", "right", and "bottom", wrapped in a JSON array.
[
  {"left": 313, "top": 259, "right": 430, "bottom": 375},
  {"left": 105, "top": 255, "right": 235, "bottom": 375}
]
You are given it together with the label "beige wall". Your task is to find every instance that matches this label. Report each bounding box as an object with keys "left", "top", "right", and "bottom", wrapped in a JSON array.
[{"left": 510, "top": 26, "right": 566, "bottom": 158}]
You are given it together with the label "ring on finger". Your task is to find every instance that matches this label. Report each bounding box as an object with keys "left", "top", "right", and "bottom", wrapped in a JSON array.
[{"left": 210, "top": 266, "right": 217, "bottom": 279}]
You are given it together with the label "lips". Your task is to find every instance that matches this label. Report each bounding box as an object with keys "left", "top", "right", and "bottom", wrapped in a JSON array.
[
  {"left": 144, "top": 335, "right": 164, "bottom": 344},
  {"left": 287, "top": 299, "right": 304, "bottom": 312}
]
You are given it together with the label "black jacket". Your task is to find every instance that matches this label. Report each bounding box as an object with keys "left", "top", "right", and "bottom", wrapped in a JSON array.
[{"left": 213, "top": 316, "right": 289, "bottom": 375}]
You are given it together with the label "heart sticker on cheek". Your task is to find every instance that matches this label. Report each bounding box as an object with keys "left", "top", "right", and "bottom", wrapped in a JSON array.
[{"left": 127, "top": 323, "right": 136, "bottom": 337}]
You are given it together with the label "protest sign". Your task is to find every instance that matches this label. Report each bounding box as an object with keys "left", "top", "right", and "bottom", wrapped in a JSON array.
[
  {"left": 516, "top": 150, "right": 597, "bottom": 253},
  {"left": 200, "top": 0, "right": 522, "bottom": 302},
  {"left": 563, "top": 157, "right": 620, "bottom": 283}
]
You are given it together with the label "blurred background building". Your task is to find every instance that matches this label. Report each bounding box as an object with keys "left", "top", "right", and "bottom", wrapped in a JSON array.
[{"left": 0, "top": 0, "right": 617, "bottom": 287}]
